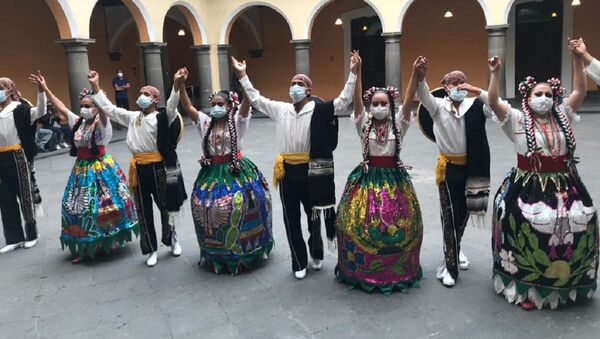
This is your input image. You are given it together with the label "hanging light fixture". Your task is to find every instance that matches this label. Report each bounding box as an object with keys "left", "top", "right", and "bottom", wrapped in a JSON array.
[
  {"left": 362, "top": 25, "right": 368, "bottom": 31},
  {"left": 444, "top": 11, "right": 454, "bottom": 18},
  {"left": 571, "top": 0, "right": 581, "bottom": 6},
  {"left": 551, "top": 12, "right": 558, "bottom": 18},
  {"left": 335, "top": 17, "right": 343, "bottom": 25},
  {"left": 177, "top": 29, "right": 186, "bottom": 36}
]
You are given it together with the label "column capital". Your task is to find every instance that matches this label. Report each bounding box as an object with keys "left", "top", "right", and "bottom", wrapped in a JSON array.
[
  {"left": 290, "top": 39, "right": 311, "bottom": 49},
  {"left": 55, "top": 38, "right": 95, "bottom": 52},
  {"left": 137, "top": 42, "right": 167, "bottom": 49},
  {"left": 190, "top": 44, "right": 211, "bottom": 53},
  {"left": 217, "top": 44, "right": 231, "bottom": 52},
  {"left": 381, "top": 32, "right": 402, "bottom": 43},
  {"left": 486, "top": 24, "right": 509, "bottom": 34}
]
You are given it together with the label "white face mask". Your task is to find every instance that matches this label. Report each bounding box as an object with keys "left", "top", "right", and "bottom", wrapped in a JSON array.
[
  {"left": 80, "top": 107, "right": 96, "bottom": 120},
  {"left": 136, "top": 94, "right": 153, "bottom": 109},
  {"left": 529, "top": 96, "right": 553, "bottom": 115},
  {"left": 371, "top": 105, "right": 390, "bottom": 120}
]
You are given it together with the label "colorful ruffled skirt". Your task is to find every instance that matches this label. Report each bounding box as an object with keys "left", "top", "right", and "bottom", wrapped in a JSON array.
[
  {"left": 60, "top": 154, "right": 139, "bottom": 258},
  {"left": 191, "top": 157, "right": 273, "bottom": 274},
  {"left": 335, "top": 164, "right": 423, "bottom": 294},
  {"left": 493, "top": 167, "right": 598, "bottom": 309}
]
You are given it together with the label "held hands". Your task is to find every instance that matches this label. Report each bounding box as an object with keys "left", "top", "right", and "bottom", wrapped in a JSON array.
[
  {"left": 28, "top": 70, "right": 47, "bottom": 93},
  {"left": 568, "top": 37, "right": 587, "bottom": 57},
  {"left": 350, "top": 50, "right": 361, "bottom": 75},
  {"left": 488, "top": 56, "right": 501, "bottom": 73},
  {"left": 173, "top": 67, "right": 187, "bottom": 88},
  {"left": 412, "top": 56, "right": 427, "bottom": 81},
  {"left": 88, "top": 70, "right": 100, "bottom": 92},
  {"left": 230, "top": 56, "right": 247, "bottom": 79}
]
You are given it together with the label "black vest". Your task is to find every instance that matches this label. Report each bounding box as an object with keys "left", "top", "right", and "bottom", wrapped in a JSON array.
[
  {"left": 156, "top": 109, "right": 187, "bottom": 211},
  {"left": 464, "top": 98, "right": 490, "bottom": 180},
  {"left": 13, "top": 100, "right": 37, "bottom": 161}
]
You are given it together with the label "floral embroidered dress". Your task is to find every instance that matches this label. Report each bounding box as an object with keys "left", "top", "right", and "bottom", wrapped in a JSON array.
[
  {"left": 335, "top": 109, "right": 423, "bottom": 294},
  {"left": 60, "top": 112, "right": 138, "bottom": 258},
  {"left": 493, "top": 102, "right": 598, "bottom": 309}
]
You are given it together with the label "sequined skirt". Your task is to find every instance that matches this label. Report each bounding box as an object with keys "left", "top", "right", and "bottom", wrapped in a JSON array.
[
  {"left": 335, "top": 165, "right": 423, "bottom": 294},
  {"left": 191, "top": 157, "right": 273, "bottom": 274},
  {"left": 60, "top": 154, "right": 139, "bottom": 258},
  {"left": 492, "top": 168, "right": 598, "bottom": 309}
]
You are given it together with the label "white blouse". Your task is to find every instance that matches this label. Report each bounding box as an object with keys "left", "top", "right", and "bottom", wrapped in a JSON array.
[
  {"left": 239, "top": 72, "right": 356, "bottom": 153},
  {"left": 417, "top": 81, "right": 495, "bottom": 155},
  {"left": 92, "top": 87, "right": 179, "bottom": 154},
  {"left": 194, "top": 112, "right": 250, "bottom": 156},
  {"left": 65, "top": 110, "right": 112, "bottom": 147},
  {"left": 585, "top": 58, "right": 600, "bottom": 86},
  {"left": 351, "top": 109, "right": 411, "bottom": 157},
  {"left": 497, "top": 102, "right": 578, "bottom": 156},
  {"left": 0, "top": 92, "right": 47, "bottom": 147}
]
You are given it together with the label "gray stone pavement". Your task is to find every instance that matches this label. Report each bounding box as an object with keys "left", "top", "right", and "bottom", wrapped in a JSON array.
[{"left": 1, "top": 114, "right": 599, "bottom": 339}]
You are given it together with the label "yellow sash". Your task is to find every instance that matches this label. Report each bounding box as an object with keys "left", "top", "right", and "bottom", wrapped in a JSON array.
[
  {"left": 128, "top": 152, "right": 164, "bottom": 193},
  {"left": 435, "top": 153, "right": 467, "bottom": 186},
  {"left": 272, "top": 152, "right": 310, "bottom": 188},
  {"left": 0, "top": 144, "right": 22, "bottom": 153}
]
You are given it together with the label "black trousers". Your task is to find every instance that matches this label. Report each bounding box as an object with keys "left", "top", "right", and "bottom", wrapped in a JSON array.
[
  {"left": 279, "top": 163, "right": 323, "bottom": 272},
  {"left": 116, "top": 97, "right": 130, "bottom": 110},
  {"left": 438, "top": 163, "right": 469, "bottom": 279},
  {"left": 134, "top": 162, "right": 171, "bottom": 254},
  {"left": 0, "top": 149, "right": 37, "bottom": 245}
]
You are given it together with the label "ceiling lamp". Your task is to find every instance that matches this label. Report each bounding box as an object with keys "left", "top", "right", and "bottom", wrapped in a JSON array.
[
  {"left": 177, "top": 29, "right": 186, "bottom": 36},
  {"left": 444, "top": 11, "right": 454, "bottom": 18},
  {"left": 551, "top": 12, "right": 558, "bottom": 18},
  {"left": 335, "top": 18, "right": 343, "bottom": 25},
  {"left": 572, "top": 0, "right": 581, "bottom": 5},
  {"left": 362, "top": 25, "right": 368, "bottom": 31}
]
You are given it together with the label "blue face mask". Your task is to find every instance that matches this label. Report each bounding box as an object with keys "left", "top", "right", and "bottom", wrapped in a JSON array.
[
  {"left": 289, "top": 85, "right": 306, "bottom": 103},
  {"left": 449, "top": 87, "right": 468, "bottom": 102},
  {"left": 210, "top": 105, "right": 228, "bottom": 119},
  {"left": 136, "top": 94, "right": 153, "bottom": 109},
  {"left": 0, "top": 90, "right": 7, "bottom": 103}
]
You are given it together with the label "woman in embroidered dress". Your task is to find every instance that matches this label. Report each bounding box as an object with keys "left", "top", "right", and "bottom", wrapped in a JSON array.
[
  {"left": 31, "top": 71, "right": 138, "bottom": 263},
  {"left": 177, "top": 67, "right": 273, "bottom": 274},
  {"left": 335, "top": 51, "right": 424, "bottom": 294},
  {"left": 487, "top": 42, "right": 598, "bottom": 310}
]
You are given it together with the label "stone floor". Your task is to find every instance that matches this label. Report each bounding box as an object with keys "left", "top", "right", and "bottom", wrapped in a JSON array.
[{"left": 1, "top": 114, "right": 599, "bottom": 338}]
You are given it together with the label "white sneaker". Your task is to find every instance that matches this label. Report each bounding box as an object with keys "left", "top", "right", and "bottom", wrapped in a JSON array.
[
  {"left": 24, "top": 239, "right": 38, "bottom": 249},
  {"left": 146, "top": 252, "right": 158, "bottom": 267},
  {"left": 436, "top": 264, "right": 456, "bottom": 287},
  {"left": 262, "top": 252, "right": 269, "bottom": 260},
  {"left": 294, "top": 268, "right": 307, "bottom": 280},
  {"left": 171, "top": 237, "right": 182, "bottom": 257},
  {"left": 0, "top": 242, "right": 24, "bottom": 254},
  {"left": 459, "top": 251, "right": 470, "bottom": 270},
  {"left": 309, "top": 257, "right": 322, "bottom": 270}
]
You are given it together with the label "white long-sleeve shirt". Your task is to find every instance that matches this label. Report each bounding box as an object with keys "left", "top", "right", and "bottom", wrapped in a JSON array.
[
  {"left": 239, "top": 73, "right": 357, "bottom": 153},
  {"left": 0, "top": 92, "right": 47, "bottom": 147},
  {"left": 416, "top": 80, "right": 495, "bottom": 155},
  {"left": 585, "top": 57, "right": 600, "bottom": 85},
  {"left": 93, "top": 87, "right": 179, "bottom": 154}
]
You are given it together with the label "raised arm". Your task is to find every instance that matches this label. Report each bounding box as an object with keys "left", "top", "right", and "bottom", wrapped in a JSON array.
[
  {"left": 238, "top": 91, "right": 250, "bottom": 119},
  {"left": 88, "top": 71, "right": 109, "bottom": 126},
  {"left": 27, "top": 71, "right": 53, "bottom": 122},
  {"left": 566, "top": 38, "right": 587, "bottom": 111},
  {"left": 487, "top": 56, "right": 510, "bottom": 122},
  {"left": 165, "top": 70, "right": 183, "bottom": 125},
  {"left": 333, "top": 51, "right": 359, "bottom": 115},
  {"left": 403, "top": 58, "right": 422, "bottom": 121},
  {"left": 414, "top": 56, "right": 440, "bottom": 117},
  {"left": 232, "top": 56, "right": 287, "bottom": 121},
  {"left": 177, "top": 67, "right": 201, "bottom": 122},
  {"left": 351, "top": 51, "right": 364, "bottom": 119},
  {"left": 89, "top": 70, "right": 134, "bottom": 127}
]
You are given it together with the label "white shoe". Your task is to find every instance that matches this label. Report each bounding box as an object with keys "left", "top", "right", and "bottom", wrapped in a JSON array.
[
  {"left": 309, "top": 257, "right": 322, "bottom": 270},
  {"left": 262, "top": 252, "right": 269, "bottom": 260},
  {"left": 0, "top": 242, "right": 24, "bottom": 254},
  {"left": 24, "top": 239, "right": 38, "bottom": 249},
  {"left": 459, "top": 251, "right": 470, "bottom": 270},
  {"left": 146, "top": 252, "right": 158, "bottom": 267},
  {"left": 171, "top": 238, "right": 182, "bottom": 257},
  {"left": 294, "top": 268, "right": 307, "bottom": 280},
  {"left": 436, "top": 264, "right": 456, "bottom": 287}
]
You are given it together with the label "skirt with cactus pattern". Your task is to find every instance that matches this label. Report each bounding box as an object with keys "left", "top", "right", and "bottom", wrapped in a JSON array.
[
  {"left": 492, "top": 167, "right": 598, "bottom": 309},
  {"left": 335, "top": 165, "right": 423, "bottom": 295},
  {"left": 60, "top": 154, "right": 139, "bottom": 258},
  {"left": 191, "top": 157, "right": 273, "bottom": 274}
]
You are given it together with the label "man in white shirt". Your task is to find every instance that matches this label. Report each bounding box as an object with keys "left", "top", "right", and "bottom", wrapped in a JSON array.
[
  {"left": 415, "top": 56, "right": 495, "bottom": 287},
  {"left": 231, "top": 55, "right": 358, "bottom": 279},
  {"left": 570, "top": 38, "right": 600, "bottom": 86},
  {"left": 90, "top": 70, "right": 185, "bottom": 267}
]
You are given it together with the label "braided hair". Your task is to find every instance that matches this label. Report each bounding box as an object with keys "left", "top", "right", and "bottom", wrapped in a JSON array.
[
  {"left": 200, "top": 90, "right": 242, "bottom": 175},
  {"left": 518, "top": 76, "right": 577, "bottom": 171},
  {"left": 70, "top": 88, "right": 100, "bottom": 157},
  {"left": 360, "top": 86, "right": 402, "bottom": 172}
]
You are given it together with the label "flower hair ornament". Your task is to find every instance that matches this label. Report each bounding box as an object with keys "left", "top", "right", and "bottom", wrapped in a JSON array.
[
  {"left": 79, "top": 88, "right": 95, "bottom": 100},
  {"left": 363, "top": 86, "right": 400, "bottom": 104}
]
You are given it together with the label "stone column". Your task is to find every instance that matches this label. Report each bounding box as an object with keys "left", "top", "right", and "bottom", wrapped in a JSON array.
[
  {"left": 55, "top": 38, "right": 95, "bottom": 112},
  {"left": 138, "top": 42, "right": 167, "bottom": 105},
  {"left": 486, "top": 25, "right": 509, "bottom": 98},
  {"left": 191, "top": 45, "right": 213, "bottom": 111},
  {"left": 291, "top": 39, "right": 311, "bottom": 76},
  {"left": 382, "top": 33, "right": 402, "bottom": 96},
  {"left": 217, "top": 44, "right": 231, "bottom": 90}
]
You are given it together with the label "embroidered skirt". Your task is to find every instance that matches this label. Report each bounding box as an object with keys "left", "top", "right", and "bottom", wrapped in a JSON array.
[
  {"left": 492, "top": 168, "right": 598, "bottom": 309},
  {"left": 60, "top": 154, "right": 139, "bottom": 258},
  {"left": 191, "top": 157, "right": 273, "bottom": 274},
  {"left": 335, "top": 165, "right": 423, "bottom": 295}
]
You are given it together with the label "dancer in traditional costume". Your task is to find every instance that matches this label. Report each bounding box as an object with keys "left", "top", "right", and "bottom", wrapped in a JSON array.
[
  {"left": 176, "top": 67, "right": 273, "bottom": 274},
  {"left": 487, "top": 42, "right": 598, "bottom": 310},
  {"left": 415, "top": 56, "right": 496, "bottom": 287},
  {"left": 335, "top": 52, "right": 424, "bottom": 294},
  {"left": 31, "top": 71, "right": 138, "bottom": 263},
  {"left": 0, "top": 75, "right": 46, "bottom": 254},
  {"left": 232, "top": 54, "right": 358, "bottom": 279},
  {"left": 90, "top": 71, "right": 186, "bottom": 267}
]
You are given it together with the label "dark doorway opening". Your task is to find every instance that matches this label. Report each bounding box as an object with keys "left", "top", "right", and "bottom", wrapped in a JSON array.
[{"left": 351, "top": 16, "right": 385, "bottom": 90}]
